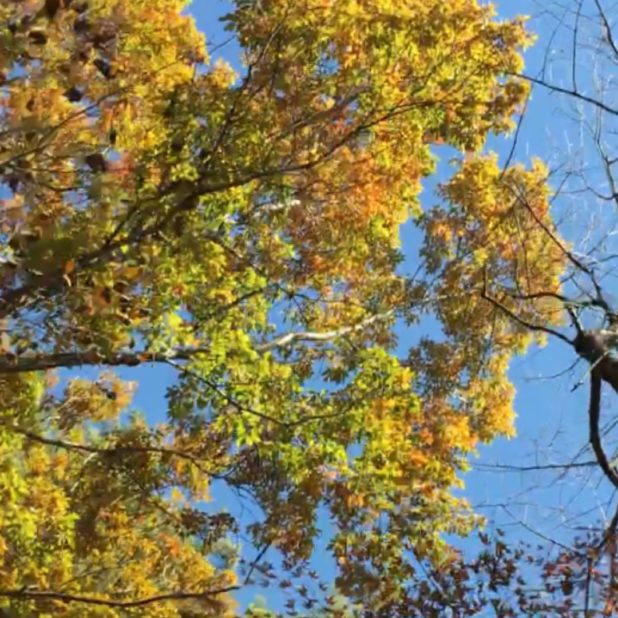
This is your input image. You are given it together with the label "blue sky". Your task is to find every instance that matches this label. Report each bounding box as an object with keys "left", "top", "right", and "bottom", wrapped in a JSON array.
[{"left": 122, "top": 0, "right": 618, "bottom": 612}]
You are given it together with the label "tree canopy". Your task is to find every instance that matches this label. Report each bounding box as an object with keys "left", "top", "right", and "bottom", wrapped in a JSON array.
[{"left": 0, "top": 0, "right": 589, "bottom": 616}]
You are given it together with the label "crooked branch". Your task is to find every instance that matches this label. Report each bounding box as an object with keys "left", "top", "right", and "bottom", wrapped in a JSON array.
[
  {"left": 480, "top": 272, "right": 573, "bottom": 346},
  {"left": 588, "top": 372, "right": 618, "bottom": 490}
]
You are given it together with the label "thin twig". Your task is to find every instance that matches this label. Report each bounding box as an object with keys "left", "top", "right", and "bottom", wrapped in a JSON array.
[
  {"left": 481, "top": 268, "right": 573, "bottom": 345},
  {"left": 512, "top": 72, "right": 618, "bottom": 117}
]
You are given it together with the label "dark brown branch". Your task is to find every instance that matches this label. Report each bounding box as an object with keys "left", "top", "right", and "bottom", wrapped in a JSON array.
[
  {"left": 598, "top": 503, "right": 618, "bottom": 551},
  {"left": 510, "top": 187, "right": 613, "bottom": 316},
  {"left": 0, "top": 101, "right": 393, "bottom": 319},
  {"left": 594, "top": 0, "right": 618, "bottom": 62},
  {"left": 0, "top": 87, "right": 528, "bottom": 321},
  {"left": 513, "top": 72, "right": 618, "bottom": 117},
  {"left": 5, "top": 425, "right": 218, "bottom": 476},
  {"left": 566, "top": 306, "right": 584, "bottom": 337},
  {"left": 517, "top": 193, "right": 592, "bottom": 277},
  {"left": 165, "top": 359, "right": 362, "bottom": 428},
  {"left": 480, "top": 271, "right": 573, "bottom": 346},
  {"left": 571, "top": 0, "right": 583, "bottom": 93},
  {"left": 242, "top": 542, "right": 272, "bottom": 586},
  {"left": 473, "top": 461, "right": 597, "bottom": 473},
  {"left": 499, "top": 90, "right": 530, "bottom": 180},
  {"left": 505, "top": 290, "right": 592, "bottom": 307},
  {"left": 0, "top": 586, "right": 238, "bottom": 609},
  {"left": 588, "top": 372, "right": 618, "bottom": 489},
  {"left": 165, "top": 358, "right": 286, "bottom": 426}
]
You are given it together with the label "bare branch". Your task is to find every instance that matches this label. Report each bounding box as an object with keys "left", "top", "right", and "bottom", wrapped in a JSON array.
[
  {"left": 473, "top": 461, "right": 597, "bottom": 473},
  {"left": 588, "top": 372, "right": 618, "bottom": 489},
  {"left": 480, "top": 269, "right": 573, "bottom": 345},
  {"left": 513, "top": 72, "right": 618, "bottom": 117},
  {"left": 260, "top": 310, "right": 393, "bottom": 350},
  {"left": 593, "top": 0, "right": 618, "bottom": 62}
]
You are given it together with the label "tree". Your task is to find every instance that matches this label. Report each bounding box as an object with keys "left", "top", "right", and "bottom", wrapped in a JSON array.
[
  {"left": 371, "top": 1, "right": 618, "bottom": 616},
  {"left": 0, "top": 0, "right": 566, "bottom": 615}
]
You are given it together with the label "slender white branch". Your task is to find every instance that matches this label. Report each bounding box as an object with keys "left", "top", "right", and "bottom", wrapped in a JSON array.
[{"left": 258, "top": 311, "right": 394, "bottom": 351}]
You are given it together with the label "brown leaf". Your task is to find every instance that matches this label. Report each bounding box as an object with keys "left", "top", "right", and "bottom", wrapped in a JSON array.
[
  {"left": 64, "top": 86, "right": 83, "bottom": 102},
  {"left": 44, "top": 0, "right": 61, "bottom": 19},
  {"left": 73, "top": 15, "right": 89, "bottom": 33},
  {"left": 101, "top": 287, "right": 112, "bottom": 304},
  {"left": 28, "top": 30, "right": 48, "bottom": 45},
  {"left": 85, "top": 153, "right": 108, "bottom": 172},
  {"left": 93, "top": 58, "right": 113, "bottom": 79}
]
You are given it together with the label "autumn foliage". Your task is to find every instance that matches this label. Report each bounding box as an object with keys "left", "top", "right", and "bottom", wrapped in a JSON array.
[{"left": 0, "top": 0, "right": 566, "bottom": 615}]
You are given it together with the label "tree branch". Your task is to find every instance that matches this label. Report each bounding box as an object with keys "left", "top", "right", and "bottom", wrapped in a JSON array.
[
  {"left": 260, "top": 311, "right": 393, "bottom": 350},
  {"left": 0, "top": 347, "right": 211, "bottom": 374},
  {"left": 512, "top": 72, "right": 618, "bottom": 117},
  {"left": 593, "top": 0, "right": 618, "bottom": 62},
  {"left": 0, "top": 312, "right": 393, "bottom": 374},
  {"left": 0, "top": 586, "right": 238, "bottom": 609},
  {"left": 480, "top": 271, "right": 573, "bottom": 345},
  {"left": 588, "top": 372, "right": 618, "bottom": 489},
  {"left": 4, "top": 424, "right": 218, "bottom": 476},
  {"left": 473, "top": 461, "right": 597, "bottom": 473}
]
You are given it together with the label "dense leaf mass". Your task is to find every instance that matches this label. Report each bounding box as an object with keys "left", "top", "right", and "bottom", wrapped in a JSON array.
[{"left": 0, "top": 0, "right": 564, "bottom": 615}]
